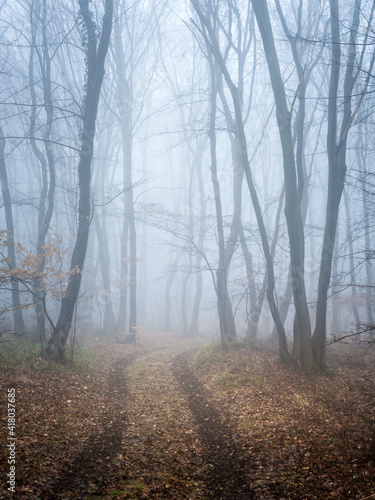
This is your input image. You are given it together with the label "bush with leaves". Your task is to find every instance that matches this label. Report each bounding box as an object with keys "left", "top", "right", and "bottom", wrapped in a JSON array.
[{"left": 0, "top": 230, "right": 80, "bottom": 332}]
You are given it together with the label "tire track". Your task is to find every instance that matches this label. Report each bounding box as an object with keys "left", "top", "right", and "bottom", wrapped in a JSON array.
[
  {"left": 43, "top": 355, "right": 133, "bottom": 499},
  {"left": 171, "top": 351, "right": 255, "bottom": 499}
]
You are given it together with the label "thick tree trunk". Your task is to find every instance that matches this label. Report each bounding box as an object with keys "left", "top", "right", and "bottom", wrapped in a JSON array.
[
  {"left": 46, "top": 0, "right": 113, "bottom": 361},
  {"left": 312, "top": 155, "right": 345, "bottom": 368}
]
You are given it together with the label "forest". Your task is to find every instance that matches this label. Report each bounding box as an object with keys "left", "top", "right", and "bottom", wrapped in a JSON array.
[{"left": 1, "top": 0, "right": 375, "bottom": 498}]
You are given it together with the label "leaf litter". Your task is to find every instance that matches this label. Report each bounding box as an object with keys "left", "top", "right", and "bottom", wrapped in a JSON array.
[{"left": 0, "top": 333, "right": 374, "bottom": 499}]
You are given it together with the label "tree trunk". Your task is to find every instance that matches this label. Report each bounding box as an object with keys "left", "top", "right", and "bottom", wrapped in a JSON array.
[
  {"left": 343, "top": 189, "right": 361, "bottom": 334},
  {"left": 312, "top": 0, "right": 361, "bottom": 371},
  {"left": 248, "top": 187, "right": 284, "bottom": 343},
  {"left": 46, "top": 0, "right": 113, "bottom": 361},
  {"left": 208, "top": 64, "right": 236, "bottom": 345},
  {"left": 191, "top": 0, "right": 289, "bottom": 357},
  {"left": 238, "top": 225, "right": 257, "bottom": 338},
  {"left": 0, "top": 126, "right": 25, "bottom": 334},
  {"left": 114, "top": 11, "right": 137, "bottom": 340},
  {"left": 331, "top": 220, "right": 340, "bottom": 336},
  {"left": 358, "top": 130, "right": 374, "bottom": 325},
  {"left": 164, "top": 249, "right": 183, "bottom": 331},
  {"left": 94, "top": 216, "right": 116, "bottom": 334},
  {"left": 188, "top": 147, "right": 207, "bottom": 336},
  {"left": 29, "top": 0, "right": 56, "bottom": 339},
  {"left": 251, "top": 0, "right": 312, "bottom": 370},
  {"left": 118, "top": 217, "right": 129, "bottom": 332}
]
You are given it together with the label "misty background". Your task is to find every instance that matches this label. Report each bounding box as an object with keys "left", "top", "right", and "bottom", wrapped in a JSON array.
[{"left": 0, "top": 0, "right": 374, "bottom": 370}]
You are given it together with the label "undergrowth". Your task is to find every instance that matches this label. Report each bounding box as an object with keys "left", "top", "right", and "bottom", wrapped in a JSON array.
[{"left": 0, "top": 332, "right": 102, "bottom": 371}]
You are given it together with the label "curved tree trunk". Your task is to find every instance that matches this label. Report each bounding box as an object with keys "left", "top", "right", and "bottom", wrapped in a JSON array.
[
  {"left": 46, "top": 0, "right": 113, "bottom": 362},
  {"left": 29, "top": 0, "right": 56, "bottom": 339}
]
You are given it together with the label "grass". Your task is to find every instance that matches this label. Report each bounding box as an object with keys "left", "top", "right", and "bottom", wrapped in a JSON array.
[
  {"left": 194, "top": 344, "right": 226, "bottom": 367},
  {"left": 115, "top": 478, "right": 148, "bottom": 496},
  {"left": 0, "top": 333, "right": 102, "bottom": 371}
]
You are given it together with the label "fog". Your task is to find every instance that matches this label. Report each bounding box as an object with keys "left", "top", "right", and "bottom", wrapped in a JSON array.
[{"left": 0, "top": 0, "right": 374, "bottom": 371}]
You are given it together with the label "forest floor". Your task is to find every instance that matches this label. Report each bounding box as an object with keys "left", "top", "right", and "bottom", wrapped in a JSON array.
[{"left": 1, "top": 331, "right": 375, "bottom": 499}]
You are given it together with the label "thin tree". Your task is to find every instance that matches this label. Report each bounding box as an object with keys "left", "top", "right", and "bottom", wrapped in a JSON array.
[
  {"left": 46, "top": 0, "right": 113, "bottom": 361},
  {"left": 250, "top": 0, "right": 313, "bottom": 370},
  {"left": 0, "top": 126, "right": 26, "bottom": 334},
  {"left": 312, "top": 0, "right": 375, "bottom": 371},
  {"left": 28, "top": 0, "right": 56, "bottom": 339},
  {"left": 191, "top": 0, "right": 290, "bottom": 360}
]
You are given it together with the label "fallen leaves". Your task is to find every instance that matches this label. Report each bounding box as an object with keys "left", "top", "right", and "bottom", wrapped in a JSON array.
[{"left": 0, "top": 335, "right": 374, "bottom": 499}]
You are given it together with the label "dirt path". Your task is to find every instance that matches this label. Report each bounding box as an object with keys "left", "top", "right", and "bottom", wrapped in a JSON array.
[
  {"left": 3, "top": 335, "right": 374, "bottom": 499},
  {"left": 40, "top": 355, "right": 134, "bottom": 499},
  {"left": 171, "top": 351, "right": 254, "bottom": 499}
]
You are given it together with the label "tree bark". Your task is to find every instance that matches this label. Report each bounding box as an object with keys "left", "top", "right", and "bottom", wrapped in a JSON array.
[
  {"left": 343, "top": 189, "right": 361, "bottom": 334},
  {"left": 94, "top": 216, "right": 116, "bottom": 334},
  {"left": 357, "top": 128, "right": 374, "bottom": 326},
  {"left": 208, "top": 68, "right": 236, "bottom": 344},
  {"left": 164, "top": 249, "right": 183, "bottom": 331},
  {"left": 238, "top": 224, "right": 257, "bottom": 337},
  {"left": 0, "top": 126, "right": 26, "bottom": 334},
  {"left": 191, "top": 0, "right": 289, "bottom": 358},
  {"left": 114, "top": 10, "right": 137, "bottom": 340},
  {"left": 200, "top": 17, "right": 236, "bottom": 344},
  {"left": 188, "top": 146, "right": 207, "bottom": 336},
  {"left": 251, "top": 0, "right": 312, "bottom": 370},
  {"left": 46, "top": 0, "right": 113, "bottom": 361},
  {"left": 312, "top": 0, "right": 362, "bottom": 370},
  {"left": 29, "top": 0, "right": 56, "bottom": 339}
]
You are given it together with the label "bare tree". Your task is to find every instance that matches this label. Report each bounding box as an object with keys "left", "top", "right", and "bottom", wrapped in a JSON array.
[
  {"left": 27, "top": 0, "right": 57, "bottom": 339},
  {"left": 249, "top": 0, "right": 314, "bottom": 370},
  {"left": 312, "top": 0, "right": 375, "bottom": 371},
  {"left": 191, "top": 0, "right": 290, "bottom": 359},
  {"left": 46, "top": 0, "right": 113, "bottom": 361},
  {"left": 0, "top": 126, "right": 26, "bottom": 334}
]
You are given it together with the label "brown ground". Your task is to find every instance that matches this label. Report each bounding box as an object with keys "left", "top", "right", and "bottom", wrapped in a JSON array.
[{"left": 1, "top": 333, "right": 374, "bottom": 499}]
